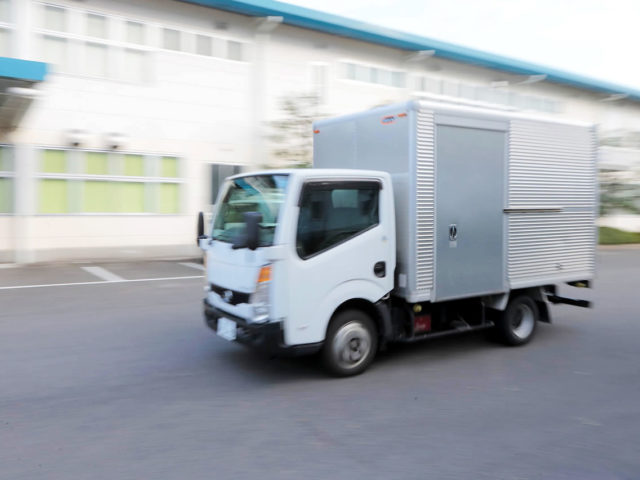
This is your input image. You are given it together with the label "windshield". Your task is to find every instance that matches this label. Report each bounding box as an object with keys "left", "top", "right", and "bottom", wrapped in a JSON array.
[{"left": 212, "top": 174, "right": 289, "bottom": 246}]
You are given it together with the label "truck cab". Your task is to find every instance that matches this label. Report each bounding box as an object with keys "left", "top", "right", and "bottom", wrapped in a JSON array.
[{"left": 201, "top": 169, "right": 396, "bottom": 375}]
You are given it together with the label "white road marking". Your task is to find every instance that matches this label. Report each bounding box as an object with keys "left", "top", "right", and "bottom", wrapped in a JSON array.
[
  {"left": 179, "top": 262, "right": 205, "bottom": 272},
  {"left": 81, "top": 266, "right": 125, "bottom": 282},
  {"left": 0, "top": 275, "right": 202, "bottom": 291}
]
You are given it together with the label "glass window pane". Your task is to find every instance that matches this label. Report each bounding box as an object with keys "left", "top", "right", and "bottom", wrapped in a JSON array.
[
  {"left": 0, "top": 177, "right": 13, "bottom": 213},
  {"left": 227, "top": 40, "right": 243, "bottom": 61},
  {"left": 160, "top": 156, "right": 178, "bottom": 177},
  {"left": 122, "top": 49, "right": 146, "bottom": 83},
  {"left": 354, "top": 65, "right": 368, "bottom": 82},
  {"left": 0, "top": 28, "right": 10, "bottom": 57},
  {"left": 41, "top": 150, "right": 66, "bottom": 173},
  {"left": 126, "top": 21, "right": 144, "bottom": 45},
  {"left": 39, "top": 179, "right": 68, "bottom": 213},
  {"left": 83, "top": 180, "right": 113, "bottom": 212},
  {"left": 40, "top": 35, "right": 67, "bottom": 70},
  {"left": 163, "top": 28, "right": 180, "bottom": 51},
  {"left": 0, "top": 146, "right": 13, "bottom": 171},
  {"left": 443, "top": 80, "right": 459, "bottom": 97},
  {"left": 196, "top": 34, "right": 212, "bottom": 56},
  {"left": 391, "top": 71, "right": 406, "bottom": 88},
  {"left": 345, "top": 62, "right": 356, "bottom": 80},
  {"left": 86, "top": 13, "right": 107, "bottom": 38},
  {"left": 460, "top": 83, "right": 476, "bottom": 100},
  {"left": 85, "top": 152, "right": 108, "bottom": 174},
  {"left": 159, "top": 183, "right": 179, "bottom": 214},
  {"left": 117, "top": 182, "right": 145, "bottom": 212},
  {"left": 42, "top": 5, "right": 66, "bottom": 32},
  {"left": 124, "top": 154, "right": 144, "bottom": 176},
  {"left": 85, "top": 42, "right": 108, "bottom": 77},
  {"left": 378, "top": 69, "right": 391, "bottom": 86},
  {"left": 296, "top": 182, "right": 379, "bottom": 258},
  {"left": 0, "top": 0, "right": 11, "bottom": 23}
]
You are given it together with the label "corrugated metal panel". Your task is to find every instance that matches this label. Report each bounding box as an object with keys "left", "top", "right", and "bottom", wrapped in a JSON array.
[
  {"left": 415, "top": 109, "right": 435, "bottom": 293},
  {"left": 508, "top": 120, "right": 597, "bottom": 284}
]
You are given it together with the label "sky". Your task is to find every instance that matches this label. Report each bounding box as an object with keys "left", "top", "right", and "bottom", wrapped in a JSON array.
[{"left": 285, "top": 0, "right": 640, "bottom": 91}]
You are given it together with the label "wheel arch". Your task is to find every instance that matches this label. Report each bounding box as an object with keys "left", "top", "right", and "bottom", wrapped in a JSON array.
[{"left": 329, "top": 298, "right": 387, "bottom": 344}]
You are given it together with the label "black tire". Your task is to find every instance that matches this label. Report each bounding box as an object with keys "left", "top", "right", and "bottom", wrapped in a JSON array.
[
  {"left": 494, "top": 295, "right": 539, "bottom": 346},
  {"left": 322, "top": 309, "right": 378, "bottom": 377}
]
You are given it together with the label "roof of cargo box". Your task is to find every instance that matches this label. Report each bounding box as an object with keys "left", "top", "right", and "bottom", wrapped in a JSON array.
[
  {"left": 179, "top": 0, "right": 640, "bottom": 102},
  {"left": 313, "top": 100, "right": 595, "bottom": 129}
]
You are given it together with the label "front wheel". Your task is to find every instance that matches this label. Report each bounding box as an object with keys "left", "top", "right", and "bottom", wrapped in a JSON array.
[
  {"left": 494, "top": 295, "right": 539, "bottom": 346},
  {"left": 322, "top": 309, "right": 378, "bottom": 377}
]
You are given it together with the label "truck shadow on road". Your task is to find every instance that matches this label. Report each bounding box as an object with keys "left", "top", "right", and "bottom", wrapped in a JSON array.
[{"left": 206, "top": 322, "right": 566, "bottom": 383}]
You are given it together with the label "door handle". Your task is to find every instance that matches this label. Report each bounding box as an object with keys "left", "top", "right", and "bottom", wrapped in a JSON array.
[
  {"left": 373, "top": 261, "right": 386, "bottom": 278},
  {"left": 449, "top": 224, "right": 458, "bottom": 241}
]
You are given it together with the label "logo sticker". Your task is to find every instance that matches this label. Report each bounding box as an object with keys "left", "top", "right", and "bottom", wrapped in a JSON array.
[{"left": 381, "top": 115, "right": 396, "bottom": 125}]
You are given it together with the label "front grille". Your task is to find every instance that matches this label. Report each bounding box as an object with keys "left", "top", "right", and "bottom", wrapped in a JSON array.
[{"left": 210, "top": 284, "right": 250, "bottom": 306}]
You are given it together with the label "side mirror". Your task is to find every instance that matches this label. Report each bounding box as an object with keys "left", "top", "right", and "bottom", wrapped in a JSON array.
[
  {"left": 197, "top": 211, "right": 207, "bottom": 246},
  {"left": 232, "top": 212, "right": 262, "bottom": 251},
  {"left": 245, "top": 212, "right": 262, "bottom": 251}
]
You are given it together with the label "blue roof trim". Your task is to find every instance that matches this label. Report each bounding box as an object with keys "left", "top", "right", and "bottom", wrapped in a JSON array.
[
  {"left": 0, "top": 57, "right": 47, "bottom": 82},
  {"left": 179, "top": 0, "right": 640, "bottom": 101}
]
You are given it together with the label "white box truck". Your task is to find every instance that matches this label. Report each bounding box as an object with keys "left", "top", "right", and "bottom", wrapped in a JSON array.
[{"left": 199, "top": 100, "right": 596, "bottom": 376}]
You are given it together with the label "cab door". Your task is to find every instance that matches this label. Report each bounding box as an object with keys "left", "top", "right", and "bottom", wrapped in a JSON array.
[{"left": 285, "top": 177, "right": 395, "bottom": 346}]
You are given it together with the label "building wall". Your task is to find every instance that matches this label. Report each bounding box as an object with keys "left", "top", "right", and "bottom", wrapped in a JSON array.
[{"left": 1, "top": 0, "right": 640, "bottom": 261}]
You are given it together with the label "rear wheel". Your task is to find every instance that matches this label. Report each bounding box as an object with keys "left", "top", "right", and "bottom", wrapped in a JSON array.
[
  {"left": 322, "top": 309, "right": 377, "bottom": 377},
  {"left": 495, "top": 295, "right": 538, "bottom": 346}
]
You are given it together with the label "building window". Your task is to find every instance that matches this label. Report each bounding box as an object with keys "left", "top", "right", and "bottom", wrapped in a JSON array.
[
  {"left": 36, "top": 149, "right": 183, "bottom": 214},
  {"left": 40, "top": 35, "right": 68, "bottom": 70},
  {"left": 85, "top": 42, "right": 108, "bottom": 77},
  {"left": 0, "top": 0, "right": 11, "bottom": 23},
  {"left": 227, "top": 40, "right": 243, "bottom": 61},
  {"left": 0, "top": 27, "right": 10, "bottom": 56},
  {"left": 310, "top": 63, "right": 328, "bottom": 103},
  {"left": 86, "top": 13, "right": 107, "bottom": 39},
  {"left": 122, "top": 49, "right": 147, "bottom": 83},
  {"left": 125, "top": 21, "right": 145, "bottom": 45},
  {"left": 41, "top": 5, "right": 67, "bottom": 32},
  {"left": 196, "top": 34, "right": 212, "bottom": 56},
  {"left": 0, "top": 146, "right": 14, "bottom": 214},
  {"left": 342, "top": 61, "right": 406, "bottom": 88},
  {"left": 210, "top": 164, "right": 242, "bottom": 204},
  {"left": 163, "top": 28, "right": 180, "bottom": 51}
]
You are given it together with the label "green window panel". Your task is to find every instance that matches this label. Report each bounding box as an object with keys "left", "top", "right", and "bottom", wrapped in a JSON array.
[
  {"left": 160, "top": 156, "right": 179, "bottom": 177},
  {"left": 0, "top": 146, "right": 13, "bottom": 172},
  {"left": 39, "top": 179, "right": 69, "bottom": 213},
  {"left": 117, "top": 182, "right": 145, "bottom": 212},
  {"left": 159, "top": 183, "right": 179, "bottom": 214},
  {"left": 83, "top": 180, "right": 114, "bottom": 212},
  {"left": 0, "top": 177, "right": 13, "bottom": 213},
  {"left": 124, "top": 154, "right": 144, "bottom": 176},
  {"left": 42, "top": 150, "right": 67, "bottom": 173},
  {"left": 86, "top": 152, "right": 109, "bottom": 175}
]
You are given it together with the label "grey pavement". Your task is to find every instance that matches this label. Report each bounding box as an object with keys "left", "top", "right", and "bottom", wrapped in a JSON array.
[{"left": 1, "top": 252, "right": 640, "bottom": 480}]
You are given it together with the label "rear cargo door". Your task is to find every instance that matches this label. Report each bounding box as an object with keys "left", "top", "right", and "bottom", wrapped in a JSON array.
[{"left": 434, "top": 116, "right": 507, "bottom": 301}]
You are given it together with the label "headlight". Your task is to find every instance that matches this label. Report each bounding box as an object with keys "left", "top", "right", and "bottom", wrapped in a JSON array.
[{"left": 250, "top": 265, "right": 271, "bottom": 322}]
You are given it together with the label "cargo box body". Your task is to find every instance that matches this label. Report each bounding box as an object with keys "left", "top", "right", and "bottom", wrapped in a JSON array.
[{"left": 313, "top": 100, "right": 597, "bottom": 303}]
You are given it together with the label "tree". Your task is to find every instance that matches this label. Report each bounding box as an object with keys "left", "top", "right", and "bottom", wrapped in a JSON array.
[{"left": 267, "top": 93, "right": 321, "bottom": 169}]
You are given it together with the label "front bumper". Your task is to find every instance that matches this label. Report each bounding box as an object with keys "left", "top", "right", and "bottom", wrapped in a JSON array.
[{"left": 203, "top": 299, "right": 321, "bottom": 357}]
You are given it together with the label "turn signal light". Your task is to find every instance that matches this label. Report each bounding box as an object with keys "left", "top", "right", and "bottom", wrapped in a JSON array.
[{"left": 258, "top": 265, "right": 272, "bottom": 283}]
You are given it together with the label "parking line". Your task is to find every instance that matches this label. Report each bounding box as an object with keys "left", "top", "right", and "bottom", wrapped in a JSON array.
[
  {"left": 0, "top": 275, "right": 203, "bottom": 291},
  {"left": 81, "top": 266, "right": 125, "bottom": 282},
  {"left": 179, "top": 262, "right": 205, "bottom": 272}
]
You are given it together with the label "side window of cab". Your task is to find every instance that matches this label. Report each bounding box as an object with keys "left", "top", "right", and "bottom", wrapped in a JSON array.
[{"left": 296, "top": 181, "right": 380, "bottom": 259}]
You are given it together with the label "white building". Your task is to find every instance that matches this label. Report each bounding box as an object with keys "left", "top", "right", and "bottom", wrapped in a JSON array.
[{"left": 1, "top": 0, "right": 639, "bottom": 263}]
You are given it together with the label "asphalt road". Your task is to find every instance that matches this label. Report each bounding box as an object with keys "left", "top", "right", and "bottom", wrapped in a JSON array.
[{"left": 1, "top": 251, "right": 639, "bottom": 480}]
